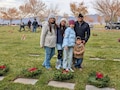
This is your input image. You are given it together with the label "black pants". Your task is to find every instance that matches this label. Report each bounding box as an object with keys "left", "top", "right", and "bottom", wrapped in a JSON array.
[
  {"left": 57, "top": 50, "right": 63, "bottom": 59},
  {"left": 19, "top": 26, "right": 25, "bottom": 31}
]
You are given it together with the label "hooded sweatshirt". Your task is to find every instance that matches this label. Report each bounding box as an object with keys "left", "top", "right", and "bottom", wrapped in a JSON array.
[{"left": 40, "top": 22, "right": 56, "bottom": 48}]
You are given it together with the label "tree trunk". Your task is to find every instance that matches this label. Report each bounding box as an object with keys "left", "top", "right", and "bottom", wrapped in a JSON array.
[
  {"left": 110, "top": 15, "right": 113, "bottom": 30},
  {"left": 10, "top": 19, "right": 12, "bottom": 25},
  {"left": 20, "top": 18, "right": 23, "bottom": 24},
  {"left": 2, "top": 19, "right": 4, "bottom": 25}
]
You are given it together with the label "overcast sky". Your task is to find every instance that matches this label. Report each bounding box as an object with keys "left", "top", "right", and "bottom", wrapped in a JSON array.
[{"left": 0, "top": 0, "right": 97, "bottom": 15}]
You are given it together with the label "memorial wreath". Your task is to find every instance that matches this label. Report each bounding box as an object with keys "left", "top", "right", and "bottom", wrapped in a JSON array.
[
  {"left": 21, "top": 67, "right": 42, "bottom": 78},
  {"left": 87, "top": 71, "right": 110, "bottom": 88},
  {"left": 53, "top": 70, "right": 74, "bottom": 81},
  {"left": 0, "top": 64, "right": 9, "bottom": 76}
]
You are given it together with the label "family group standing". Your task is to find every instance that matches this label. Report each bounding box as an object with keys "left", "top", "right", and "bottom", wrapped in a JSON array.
[{"left": 40, "top": 13, "right": 90, "bottom": 72}]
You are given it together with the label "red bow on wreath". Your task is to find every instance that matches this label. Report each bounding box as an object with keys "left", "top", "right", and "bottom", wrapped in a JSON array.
[
  {"left": 96, "top": 72, "right": 103, "bottom": 79},
  {"left": 0, "top": 65, "right": 6, "bottom": 69},
  {"left": 28, "top": 68, "right": 37, "bottom": 72}
]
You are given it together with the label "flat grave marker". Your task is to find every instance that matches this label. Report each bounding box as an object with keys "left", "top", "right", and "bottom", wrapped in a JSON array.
[
  {"left": 89, "top": 57, "right": 105, "bottom": 61},
  {"left": 14, "top": 78, "right": 38, "bottom": 85},
  {"left": 86, "top": 85, "right": 115, "bottom": 90},
  {"left": 0, "top": 76, "right": 4, "bottom": 81},
  {"left": 48, "top": 81, "right": 75, "bottom": 90},
  {"left": 113, "top": 58, "right": 120, "bottom": 61}
]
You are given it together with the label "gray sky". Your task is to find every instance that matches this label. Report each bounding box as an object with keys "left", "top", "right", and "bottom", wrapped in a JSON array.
[{"left": 0, "top": 0, "right": 97, "bottom": 15}]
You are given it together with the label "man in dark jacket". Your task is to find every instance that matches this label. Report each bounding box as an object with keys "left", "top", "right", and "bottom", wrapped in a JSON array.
[
  {"left": 32, "top": 18, "right": 38, "bottom": 32},
  {"left": 74, "top": 13, "right": 90, "bottom": 44}
]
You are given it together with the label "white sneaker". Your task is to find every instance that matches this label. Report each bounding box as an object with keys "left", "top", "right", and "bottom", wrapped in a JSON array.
[
  {"left": 65, "top": 68, "right": 69, "bottom": 72},
  {"left": 55, "top": 66, "right": 60, "bottom": 70},
  {"left": 69, "top": 68, "right": 74, "bottom": 72}
]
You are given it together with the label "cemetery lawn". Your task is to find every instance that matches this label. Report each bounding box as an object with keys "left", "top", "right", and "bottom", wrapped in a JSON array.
[{"left": 0, "top": 26, "right": 120, "bottom": 90}]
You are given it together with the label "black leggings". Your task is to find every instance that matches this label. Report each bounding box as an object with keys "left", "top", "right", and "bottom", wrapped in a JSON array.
[{"left": 57, "top": 50, "right": 63, "bottom": 59}]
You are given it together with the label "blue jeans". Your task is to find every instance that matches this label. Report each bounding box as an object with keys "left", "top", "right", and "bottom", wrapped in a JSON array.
[
  {"left": 63, "top": 47, "right": 73, "bottom": 69},
  {"left": 74, "top": 58, "right": 83, "bottom": 68},
  {"left": 32, "top": 26, "right": 37, "bottom": 32},
  {"left": 42, "top": 46, "right": 55, "bottom": 69}
]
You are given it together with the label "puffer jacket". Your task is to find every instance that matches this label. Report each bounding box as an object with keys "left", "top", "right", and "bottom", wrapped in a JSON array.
[
  {"left": 40, "top": 22, "right": 56, "bottom": 48},
  {"left": 62, "top": 27, "right": 76, "bottom": 48}
]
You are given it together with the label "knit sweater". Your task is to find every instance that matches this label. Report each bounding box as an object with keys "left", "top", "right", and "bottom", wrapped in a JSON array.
[
  {"left": 73, "top": 43, "right": 85, "bottom": 58},
  {"left": 40, "top": 22, "right": 56, "bottom": 48}
]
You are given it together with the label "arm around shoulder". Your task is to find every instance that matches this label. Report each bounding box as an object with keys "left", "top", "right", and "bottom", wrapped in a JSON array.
[
  {"left": 85, "top": 23, "right": 90, "bottom": 42},
  {"left": 79, "top": 44, "right": 85, "bottom": 54}
]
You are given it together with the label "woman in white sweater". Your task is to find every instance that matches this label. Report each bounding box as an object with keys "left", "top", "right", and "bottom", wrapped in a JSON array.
[{"left": 40, "top": 14, "right": 57, "bottom": 70}]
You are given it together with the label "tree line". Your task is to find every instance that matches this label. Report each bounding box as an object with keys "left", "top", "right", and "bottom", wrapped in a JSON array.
[{"left": 0, "top": 0, "right": 120, "bottom": 24}]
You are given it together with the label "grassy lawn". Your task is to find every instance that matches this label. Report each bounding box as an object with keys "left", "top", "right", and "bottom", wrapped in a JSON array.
[
  {"left": 0, "top": 26, "right": 120, "bottom": 90},
  {"left": 93, "top": 24, "right": 105, "bottom": 28}
]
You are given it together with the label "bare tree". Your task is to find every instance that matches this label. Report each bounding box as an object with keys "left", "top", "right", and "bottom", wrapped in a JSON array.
[
  {"left": 0, "top": 8, "right": 19, "bottom": 24},
  {"left": 70, "top": 2, "right": 88, "bottom": 17},
  {"left": 93, "top": 0, "right": 120, "bottom": 24},
  {"left": 44, "top": 4, "right": 60, "bottom": 19},
  {"left": 0, "top": 7, "right": 6, "bottom": 19},
  {"left": 49, "top": 4, "right": 59, "bottom": 16},
  {"left": 19, "top": 3, "right": 31, "bottom": 23},
  {"left": 0, "top": 7, "right": 6, "bottom": 12},
  {"left": 63, "top": 13, "right": 69, "bottom": 20},
  {"left": 39, "top": 4, "right": 60, "bottom": 22},
  {"left": 97, "top": 15, "right": 103, "bottom": 25},
  {"left": 84, "top": 16, "right": 94, "bottom": 23},
  {"left": 27, "top": 0, "right": 46, "bottom": 18},
  {"left": 18, "top": 0, "right": 46, "bottom": 22}
]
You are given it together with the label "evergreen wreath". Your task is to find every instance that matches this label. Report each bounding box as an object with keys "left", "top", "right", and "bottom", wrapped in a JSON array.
[
  {"left": 53, "top": 70, "right": 74, "bottom": 81},
  {"left": 87, "top": 71, "right": 110, "bottom": 88},
  {"left": 21, "top": 67, "right": 42, "bottom": 78},
  {"left": 0, "top": 64, "right": 9, "bottom": 76}
]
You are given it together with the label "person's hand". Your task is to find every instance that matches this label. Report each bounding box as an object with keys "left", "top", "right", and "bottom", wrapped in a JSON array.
[
  {"left": 63, "top": 34, "right": 65, "bottom": 37},
  {"left": 82, "top": 40, "right": 86, "bottom": 45},
  {"left": 64, "top": 46, "right": 68, "bottom": 50},
  {"left": 76, "top": 52, "right": 80, "bottom": 55}
]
